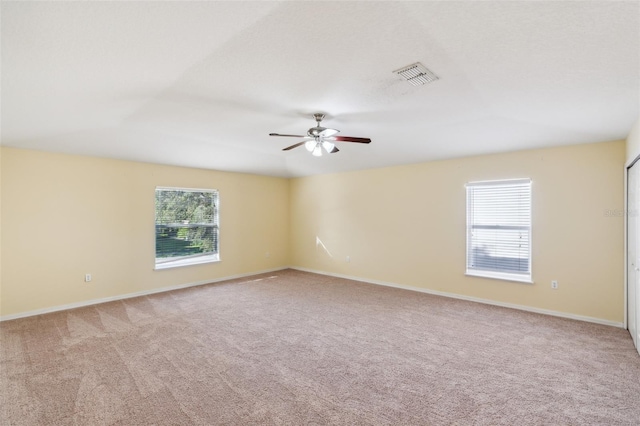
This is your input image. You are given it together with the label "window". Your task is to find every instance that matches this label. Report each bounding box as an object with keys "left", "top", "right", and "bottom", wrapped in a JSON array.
[
  {"left": 155, "top": 187, "right": 219, "bottom": 269},
  {"left": 466, "top": 178, "right": 532, "bottom": 283}
]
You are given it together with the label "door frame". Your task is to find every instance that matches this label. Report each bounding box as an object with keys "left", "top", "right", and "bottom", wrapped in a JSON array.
[{"left": 626, "top": 155, "right": 640, "bottom": 353}]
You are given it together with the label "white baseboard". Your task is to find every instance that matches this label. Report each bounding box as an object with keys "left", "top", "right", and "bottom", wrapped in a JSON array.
[
  {"left": 0, "top": 267, "right": 289, "bottom": 322},
  {"left": 3, "top": 266, "right": 625, "bottom": 329},
  {"left": 291, "top": 267, "right": 625, "bottom": 329}
]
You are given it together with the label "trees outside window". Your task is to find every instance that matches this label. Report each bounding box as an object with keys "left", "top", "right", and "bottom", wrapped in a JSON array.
[{"left": 155, "top": 187, "right": 219, "bottom": 269}]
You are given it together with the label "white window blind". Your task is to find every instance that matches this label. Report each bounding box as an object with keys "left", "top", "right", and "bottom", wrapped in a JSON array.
[
  {"left": 466, "top": 179, "right": 531, "bottom": 282},
  {"left": 155, "top": 187, "right": 219, "bottom": 269}
]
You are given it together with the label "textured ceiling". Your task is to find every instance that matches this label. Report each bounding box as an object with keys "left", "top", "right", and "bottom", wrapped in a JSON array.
[{"left": 2, "top": 1, "right": 639, "bottom": 177}]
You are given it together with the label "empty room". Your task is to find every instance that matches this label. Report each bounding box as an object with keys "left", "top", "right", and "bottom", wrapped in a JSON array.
[{"left": 1, "top": 1, "right": 639, "bottom": 425}]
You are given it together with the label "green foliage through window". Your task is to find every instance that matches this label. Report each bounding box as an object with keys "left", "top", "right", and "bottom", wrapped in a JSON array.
[{"left": 155, "top": 188, "right": 219, "bottom": 265}]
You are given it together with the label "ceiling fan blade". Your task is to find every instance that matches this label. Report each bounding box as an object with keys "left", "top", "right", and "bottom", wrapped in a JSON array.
[
  {"left": 282, "top": 141, "right": 306, "bottom": 151},
  {"left": 319, "top": 128, "right": 339, "bottom": 137},
  {"left": 269, "top": 133, "right": 308, "bottom": 138},
  {"left": 330, "top": 136, "right": 371, "bottom": 144}
]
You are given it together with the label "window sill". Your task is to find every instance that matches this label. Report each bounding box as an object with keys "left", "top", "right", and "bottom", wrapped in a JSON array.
[
  {"left": 466, "top": 270, "right": 533, "bottom": 284},
  {"left": 155, "top": 254, "right": 220, "bottom": 270}
]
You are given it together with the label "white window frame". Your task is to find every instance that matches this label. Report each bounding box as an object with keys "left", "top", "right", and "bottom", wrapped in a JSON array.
[
  {"left": 465, "top": 178, "right": 532, "bottom": 283},
  {"left": 154, "top": 186, "right": 220, "bottom": 270}
]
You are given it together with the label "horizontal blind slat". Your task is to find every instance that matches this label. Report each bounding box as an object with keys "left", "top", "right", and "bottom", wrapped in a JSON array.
[{"left": 467, "top": 179, "right": 531, "bottom": 277}]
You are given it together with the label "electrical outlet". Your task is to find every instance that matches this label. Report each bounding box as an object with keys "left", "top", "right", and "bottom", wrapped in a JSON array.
[
  {"left": 551, "top": 280, "right": 558, "bottom": 289},
  {"left": 85, "top": 274, "right": 92, "bottom": 282},
  {"left": 346, "top": 256, "right": 351, "bottom": 263},
  {"left": 265, "top": 251, "right": 270, "bottom": 258}
]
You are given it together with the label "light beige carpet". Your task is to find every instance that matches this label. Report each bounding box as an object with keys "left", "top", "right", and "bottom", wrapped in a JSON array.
[{"left": 1, "top": 269, "right": 639, "bottom": 425}]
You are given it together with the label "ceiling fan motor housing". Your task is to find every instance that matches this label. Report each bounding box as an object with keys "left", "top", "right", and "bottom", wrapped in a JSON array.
[
  {"left": 308, "top": 127, "right": 327, "bottom": 137},
  {"left": 308, "top": 113, "right": 328, "bottom": 137}
]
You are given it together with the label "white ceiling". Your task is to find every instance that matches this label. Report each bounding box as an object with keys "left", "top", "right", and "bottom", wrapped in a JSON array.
[{"left": 2, "top": 1, "right": 639, "bottom": 178}]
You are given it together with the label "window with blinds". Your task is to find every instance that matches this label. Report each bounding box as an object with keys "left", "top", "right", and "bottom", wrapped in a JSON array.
[
  {"left": 466, "top": 179, "right": 532, "bottom": 282},
  {"left": 155, "top": 187, "right": 219, "bottom": 269}
]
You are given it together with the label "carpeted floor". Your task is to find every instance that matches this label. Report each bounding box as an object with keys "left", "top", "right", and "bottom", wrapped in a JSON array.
[{"left": 1, "top": 269, "right": 639, "bottom": 425}]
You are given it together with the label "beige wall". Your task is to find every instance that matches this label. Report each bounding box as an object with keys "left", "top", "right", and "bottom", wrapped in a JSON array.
[
  {"left": 1, "top": 141, "right": 627, "bottom": 323},
  {"left": 1, "top": 147, "right": 290, "bottom": 317},
  {"left": 290, "top": 141, "right": 626, "bottom": 323}
]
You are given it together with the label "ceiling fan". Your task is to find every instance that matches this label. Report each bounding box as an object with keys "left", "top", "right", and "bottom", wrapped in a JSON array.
[{"left": 269, "top": 113, "right": 371, "bottom": 156}]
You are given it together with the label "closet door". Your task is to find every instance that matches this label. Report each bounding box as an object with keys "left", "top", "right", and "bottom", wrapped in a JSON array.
[{"left": 627, "top": 161, "right": 639, "bottom": 352}]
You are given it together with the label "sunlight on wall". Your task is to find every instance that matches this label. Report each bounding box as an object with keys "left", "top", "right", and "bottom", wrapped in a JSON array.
[{"left": 290, "top": 141, "right": 626, "bottom": 323}]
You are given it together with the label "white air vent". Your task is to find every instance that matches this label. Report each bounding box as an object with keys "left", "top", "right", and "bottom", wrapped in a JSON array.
[{"left": 394, "top": 62, "right": 439, "bottom": 86}]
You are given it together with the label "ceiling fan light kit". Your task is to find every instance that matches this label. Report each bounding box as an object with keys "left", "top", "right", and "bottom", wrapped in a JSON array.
[
  {"left": 270, "top": 113, "right": 371, "bottom": 157},
  {"left": 305, "top": 140, "right": 336, "bottom": 156},
  {"left": 322, "top": 141, "right": 336, "bottom": 153}
]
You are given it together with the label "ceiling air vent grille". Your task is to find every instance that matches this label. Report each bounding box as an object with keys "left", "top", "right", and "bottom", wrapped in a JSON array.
[{"left": 394, "top": 62, "right": 439, "bottom": 86}]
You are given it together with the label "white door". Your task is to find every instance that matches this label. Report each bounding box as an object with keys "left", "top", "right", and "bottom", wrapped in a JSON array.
[{"left": 627, "top": 161, "right": 639, "bottom": 353}]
